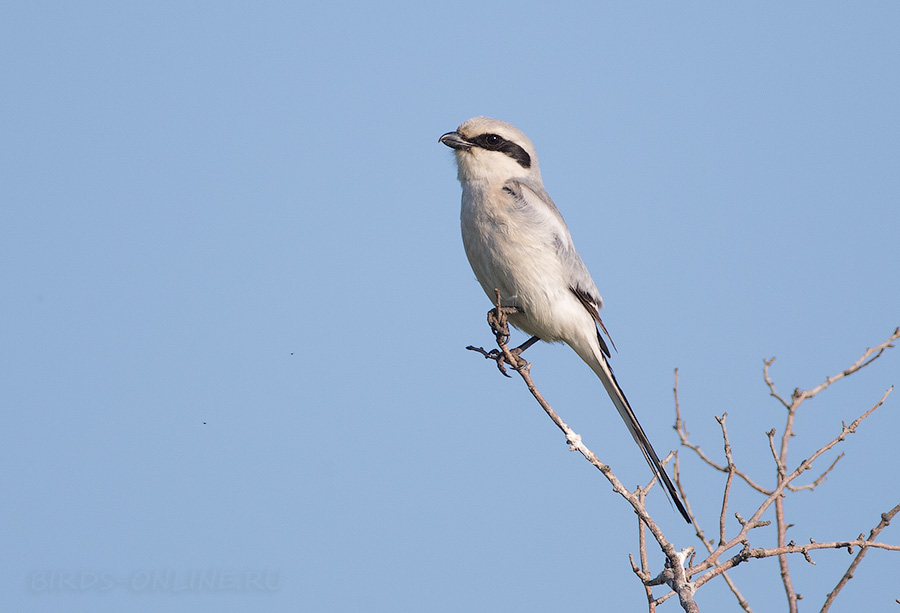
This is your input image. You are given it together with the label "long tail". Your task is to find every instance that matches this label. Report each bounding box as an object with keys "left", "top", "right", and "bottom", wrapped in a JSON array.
[{"left": 577, "top": 340, "right": 691, "bottom": 523}]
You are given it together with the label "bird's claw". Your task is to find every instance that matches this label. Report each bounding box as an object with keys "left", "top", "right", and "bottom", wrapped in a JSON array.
[
  {"left": 465, "top": 345, "right": 526, "bottom": 377},
  {"left": 487, "top": 305, "right": 521, "bottom": 344},
  {"left": 466, "top": 292, "right": 530, "bottom": 377}
]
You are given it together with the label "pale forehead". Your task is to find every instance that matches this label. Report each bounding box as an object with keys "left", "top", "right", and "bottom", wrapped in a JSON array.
[{"left": 457, "top": 116, "right": 532, "bottom": 147}]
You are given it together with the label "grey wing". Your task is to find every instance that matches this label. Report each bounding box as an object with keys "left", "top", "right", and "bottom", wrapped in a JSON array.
[{"left": 511, "top": 177, "right": 616, "bottom": 356}]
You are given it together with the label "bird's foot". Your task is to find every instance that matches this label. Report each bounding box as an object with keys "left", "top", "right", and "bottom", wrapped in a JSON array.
[
  {"left": 465, "top": 344, "right": 527, "bottom": 377},
  {"left": 487, "top": 305, "right": 521, "bottom": 344},
  {"left": 465, "top": 290, "right": 533, "bottom": 376}
]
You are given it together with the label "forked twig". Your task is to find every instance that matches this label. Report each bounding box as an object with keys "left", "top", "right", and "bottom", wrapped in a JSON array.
[{"left": 673, "top": 329, "right": 898, "bottom": 612}]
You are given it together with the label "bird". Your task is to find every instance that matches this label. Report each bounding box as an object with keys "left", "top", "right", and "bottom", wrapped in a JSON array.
[{"left": 440, "top": 116, "right": 690, "bottom": 523}]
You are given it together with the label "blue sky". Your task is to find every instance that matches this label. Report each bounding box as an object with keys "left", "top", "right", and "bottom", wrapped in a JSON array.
[{"left": 2, "top": 2, "right": 898, "bottom": 611}]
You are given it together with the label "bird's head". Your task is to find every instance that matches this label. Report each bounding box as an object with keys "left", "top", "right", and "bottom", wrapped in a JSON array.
[{"left": 440, "top": 116, "right": 541, "bottom": 184}]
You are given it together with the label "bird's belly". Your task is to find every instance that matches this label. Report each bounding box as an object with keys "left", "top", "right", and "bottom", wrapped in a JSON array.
[{"left": 462, "top": 222, "right": 587, "bottom": 343}]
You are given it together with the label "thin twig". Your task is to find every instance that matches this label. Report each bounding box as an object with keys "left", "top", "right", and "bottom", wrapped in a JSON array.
[
  {"left": 821, "top": 503, "right": 900, "bottom": 612},
  {"left": 674, "top": 415, "right": 754, "bottom": 612},
  {"left": 799, "top": 328, "right": 900, "bottom": 401},
  {"left": 775, "top": 485, "right": 797, "bottom": 613},
  {"left": 786, "top": 453, "right": 843, "bottom": 492},
  {"left": 764, "top": 358, "right": 792, "bottom": 409},
  {"left": 633, "top": 485, "right": 656, "bottom": 612}
]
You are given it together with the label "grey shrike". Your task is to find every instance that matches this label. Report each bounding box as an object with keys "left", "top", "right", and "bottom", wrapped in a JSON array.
[{"left": 440, "top": 116, "right": 690, "bottom": 523}]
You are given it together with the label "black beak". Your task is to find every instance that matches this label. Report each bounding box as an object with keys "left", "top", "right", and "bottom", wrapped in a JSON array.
[{"left": 439, "top": 131, "right": 473, "bottom": 150}]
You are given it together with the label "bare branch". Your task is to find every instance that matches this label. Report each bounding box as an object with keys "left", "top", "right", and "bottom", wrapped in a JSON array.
[
  {"left": 694, "top": 537, "right": 900, "bottom": 588},
  {"left": 821, "top": 503, "right": 900, "bottom": 612},
  {"left": 633, "top": 485, "right": 656, "bottom": 612},
  {"left": 787, "top": 453, "right": 843, "bottom": 492},
  {"left": 766, "top": 428, "right": 787, "bottom": 478},
  {"left": 680, "top": 328, "right": 896, "bottom": 606},
  {"left": 798, "top": 327, "right": 900, "bottom": 402},
  {"left": 764, "top": 330, "right": 899, "bottom": 611},
  {"left": 775, "top": 487, "right": 798, "bottom": 612},
  {"left": 764, "top": 357, "right": 792, "bottom": 409},
  {"left": 717, "top": 414, "right": 735, "bottom": 548},
  {"left": 690, "top": 386, "right": 893, "bottom": 582},
  {"left": 742, "top": 538, "right": 900, "bottom": 558},
  {"left": 673, "top": 418, "right": 754, "bottom": 612}
]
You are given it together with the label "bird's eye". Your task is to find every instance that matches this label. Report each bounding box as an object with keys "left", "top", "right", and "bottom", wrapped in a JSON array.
[{"left": 485, "top": 134, "right": 502, "bottom": 147}]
